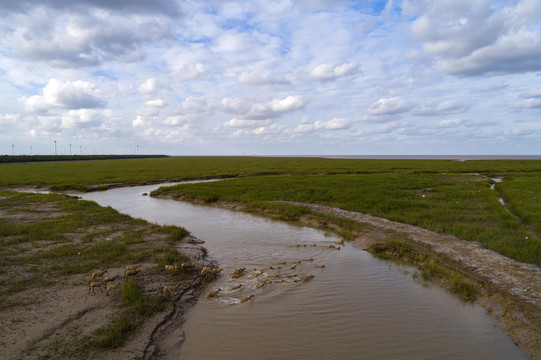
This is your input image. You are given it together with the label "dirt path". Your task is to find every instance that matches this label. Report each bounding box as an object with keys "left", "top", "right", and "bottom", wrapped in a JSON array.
[{"left": 280, "top": 201, "right": 541, "bottom": 359}]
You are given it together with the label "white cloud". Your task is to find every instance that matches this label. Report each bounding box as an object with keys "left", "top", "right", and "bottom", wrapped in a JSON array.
[
  {"left": 1, "top": 0, "right": 540, "bottom": 155},
  {"left": 314, "top": 117, "right": 354, "bottom": 130},
  {"left": 293, "top": 116, "right": 315, "bottom": 134},
  {"left": 24, "top": 79, "right": 106, "bottom": 113},
  {"left": 132, "top": 115, "right": 147, "bottom": 127},
  {"left": 182, "top": 97, "right": 209, "bottom": 113},
  {"left": 175, "top": 63, "right": 206, "bottom": 82},
  {"left": 364, "top": 97, "right": 411, "bottom": 121},
  {"left": 60, "top": 109, "right": 110, "bottom": 129},
  {"left": 162, "top": 115, "right": 195, "bottom": 127},
  {"left": 305, "top": 62, "right": 360, "bottom": 82},
  {"left": 237, "top": 69, "right": 290, "bottom": 85},
  {"left": 220, "top": 95, "right": 307, "bottom": 120},
  {"left": 412, "top": 100, "right": 469, "bottom": 116},
  {"left": 144, "top": 98, "right": 167, "bottom": 108},
  {"left": 1, "top": 0, "right": 182, "bottom": 17},
  {"left": 438, "top": 119, "right": 463, "bottom": 128},
  {"left": 518, "top": 88, "right": 541, "bottom": 99},
  {"left": 515, "top": 99, "right": 541, "bottom": 109},
  {"left": 515, "top": 87, "right": 541, "bottom": 108},
  {"left": 138, "top": 78, "right": 170, "bottom": 96},
  {"left": 12, "top": 11, "right": 174, "bottom": 68},
  {"left": 224, "top": 118, "right": 273, "bottom": 128},
  {"left": 410, "top": 0, "right": 541, "bottom": 76}
]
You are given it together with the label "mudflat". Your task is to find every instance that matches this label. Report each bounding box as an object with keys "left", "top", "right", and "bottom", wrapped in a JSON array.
[{"left": 0, "top": 191, "right": 215, "bottom": 360}]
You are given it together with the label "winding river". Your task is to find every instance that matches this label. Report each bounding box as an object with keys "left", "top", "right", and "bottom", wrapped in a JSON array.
[{"left": 80, "top": 183, "right": 528, "bottom": 360}]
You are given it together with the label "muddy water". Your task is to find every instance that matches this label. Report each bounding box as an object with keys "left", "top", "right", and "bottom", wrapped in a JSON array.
[{"left": 80, "top": 183, "right": 528, "bottom": 360}]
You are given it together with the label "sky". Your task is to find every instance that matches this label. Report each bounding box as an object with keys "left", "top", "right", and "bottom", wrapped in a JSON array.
[{"left": 0, "top": 0, "right": 540, "bottom": 156}]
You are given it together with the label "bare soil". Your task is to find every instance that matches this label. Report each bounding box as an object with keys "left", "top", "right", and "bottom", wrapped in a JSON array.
[{"left": 0, "top": 193, "right": 215, "bottom": 360}]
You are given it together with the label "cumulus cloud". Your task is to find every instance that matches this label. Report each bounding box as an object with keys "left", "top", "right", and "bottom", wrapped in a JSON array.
[
  {"left": 181, "top": 97, "right": 212, "bottom": 114},
  {"left": 231, "top": 123, "right": 287, "bottom": 138},
  {"left": 0, "top": 0, "right": 181, "bottom": 17},
  {"left": 24, "top": 79, "right": 106, "bottom": 113},
  {"left": 518, "top": 88, "right": 541, "bottom": 99},
  {"left": 161, "top": 97, "right": 213, "bottom": 127},
  {"left": 0, "top": 114, "right": 20, "bottom": 133},
  {"left": 515, "top": 88, "right": 541, "bottom": 108},
  {"left": 12, "top": 11, "right": 173, "bottom": 68},
  {"left": 438, "top": 119, "right": 463, "bottom": 128},
  {"left": 220, "top": 95, "right": 307, "bottom": 120},
  {"left": 163, "top": 115, "right": 195, "bottom": 127},
  {"left": 237, "top": 69, "right": 290, "bottom": 85},
  {"left": 305, "top": 62, "right": 360, "bottom": 82},
  {"left": 314, "top": 117, "right": 354, "bottom": 130},
  {"left": 1, "top": 0, "right": 539, "bottom": 155},
  {"left": 224, "top": 118, "right": 273, "bottom": 128},
  {"left": 410, "top": 0, "right": 541, "bottom": 76},
  {"left": 144, "top": 98, "right": 167, "bottom": 108},
  {"left": 412, "top": 100, "right": 470, "bottom": 116},
  {"left": 293, "top": 116, "right": 315, "bottom": 134},
  {"left": 138, "top": 78, "right": 171, "bottom": 96},
  {"left": 60, "top": 109, "right": 111, "bottom": 129},
  {"left": 364, "top": 97, "right": 411, "bottom": 121},
  {"left": 132, "top": 115, "right": 147, "bottom": 127},
  {"left": 175, "top": 63, "right": 206, "bottom": 82}
]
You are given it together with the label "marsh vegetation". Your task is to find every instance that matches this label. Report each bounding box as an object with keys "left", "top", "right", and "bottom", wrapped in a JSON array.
[{"left": 1, "top": 156, "right": 540, "bottom": 358}]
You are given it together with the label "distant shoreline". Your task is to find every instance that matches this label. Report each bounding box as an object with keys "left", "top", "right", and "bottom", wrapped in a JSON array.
[{"left": 258, "top": 155, "right": 541, "bottom": 160}]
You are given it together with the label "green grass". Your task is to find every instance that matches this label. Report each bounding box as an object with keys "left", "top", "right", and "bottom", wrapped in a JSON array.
[
  {"left": 1, "top": 157, "right": 540, "bottom": 263},
  {"left": 497, "top": 174, "right": 541, "bottom": 235},
  {"left": 91, "top": 280, "right": 169, "bottom": 348},
  {"left": 0, "top": 190, "right": 190, "bottom": 295},
  {"left": 152, "top": 172, "right": 541, "bottom": 264},
  {"left": 371, "top": 239, "right": 477, "bottom": 301},
  {"left": 1, "top": 156, "right": 540, "bottom": 190}
]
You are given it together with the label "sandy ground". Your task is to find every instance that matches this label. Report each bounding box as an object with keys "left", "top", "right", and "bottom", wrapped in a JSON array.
[{"left": 0, "top": 237, "right": 215, "bottom": 360}]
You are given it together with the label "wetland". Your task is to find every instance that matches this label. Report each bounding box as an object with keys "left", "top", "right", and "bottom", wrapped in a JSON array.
[{"left": 1, "top": 156, "right": 540, "bottom": 359}]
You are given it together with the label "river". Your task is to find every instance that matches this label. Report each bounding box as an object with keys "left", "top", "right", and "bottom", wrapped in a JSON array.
[{"left": 80, "top": 183, "right": 528, "bottom": 360}]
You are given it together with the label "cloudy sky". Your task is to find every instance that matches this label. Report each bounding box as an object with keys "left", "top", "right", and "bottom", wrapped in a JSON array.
[{"left": 1, "top": 0, "right": 540, "bottom": 156}]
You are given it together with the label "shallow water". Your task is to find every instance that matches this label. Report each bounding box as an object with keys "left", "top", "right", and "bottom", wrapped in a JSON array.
[{"left": 80, "top": 183, "right": 528, "bottom": 360}]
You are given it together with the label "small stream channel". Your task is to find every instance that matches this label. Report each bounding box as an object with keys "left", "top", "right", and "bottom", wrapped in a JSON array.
[
  {"left": 491, "top": 178, "right": 506, "bottom": 205},
  {"left": 80, "top": 183, "right": 528, "bottom": 360}
]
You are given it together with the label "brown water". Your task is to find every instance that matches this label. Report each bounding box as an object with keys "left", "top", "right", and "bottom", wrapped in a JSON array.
[{"left": 81, "top": 183, "right": 528, "bottom": 360}]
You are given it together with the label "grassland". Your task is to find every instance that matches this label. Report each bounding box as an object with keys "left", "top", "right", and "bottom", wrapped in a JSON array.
[
  {"left": 152, "top": 171, "right": 541, "bottom": 264},
  {"left": 1, "top": 156, "right": 540, "bottom": 265},
  {"left": 1, "top": 156, "right": 540, "bottom": 191},
  {"left": 1, "top": 156, "right": 540, "bottom": 357}
]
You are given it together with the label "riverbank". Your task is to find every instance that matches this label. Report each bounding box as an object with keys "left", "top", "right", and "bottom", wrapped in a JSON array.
[
  {"left": 153, "top": 193, "right": 541, "bottom": 359},
  {"left": 285, "top": 201, "right": 541, "bottom": 358},
  {"left": 0, "top": 190, "right": 216, "bottom": 360}
]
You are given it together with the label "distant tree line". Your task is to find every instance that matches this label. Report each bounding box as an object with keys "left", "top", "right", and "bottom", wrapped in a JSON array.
[{"left": 0, "top": 155, "right": 169, "bottom": 163}]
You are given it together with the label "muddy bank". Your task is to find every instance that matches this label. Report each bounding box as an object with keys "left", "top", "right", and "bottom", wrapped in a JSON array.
[
  {"left": 0, "top": 191, "right": 217, "bottom": 360},
  {"left": 281, "top": 201, "right": 541, "bottom": 359},
  {"left": 2, "top": 237, "right": 215, "bottom": 360}
]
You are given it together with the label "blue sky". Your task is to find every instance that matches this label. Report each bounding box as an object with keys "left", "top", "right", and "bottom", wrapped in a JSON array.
[{"left": 1, "top": 0, "right": 540, "bottom": 156}]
